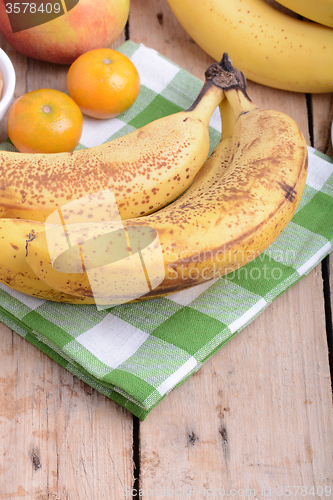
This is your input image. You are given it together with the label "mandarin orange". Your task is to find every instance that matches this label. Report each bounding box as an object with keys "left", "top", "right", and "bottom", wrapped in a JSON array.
[
  {"left": 7, "top": 88, "right": 83, "bottom": 154},
  {"left": 66, "top": 48, "right": 140, "bottom": 119}
]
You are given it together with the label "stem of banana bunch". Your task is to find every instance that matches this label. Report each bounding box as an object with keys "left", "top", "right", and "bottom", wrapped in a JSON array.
[
  {"left": 201, "top": 53, "right": 261, "bottom": 122},
  {"left": 186, "top": 53, "right": 259, "bottom": 130},
  {"left": 186, "top": 78, "right": 225, "bottom": 127},
  {"left": 218, "top": 97, "right": 236, "bottom": 140}
]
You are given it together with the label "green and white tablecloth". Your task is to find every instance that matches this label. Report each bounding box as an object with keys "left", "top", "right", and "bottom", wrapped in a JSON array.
[{"left": 0, "top": 41, "right": 332, "bottom": 420}]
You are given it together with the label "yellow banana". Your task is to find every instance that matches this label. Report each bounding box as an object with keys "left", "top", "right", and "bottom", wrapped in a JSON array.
[
  {"left": 167, "top": 0, "right": 333, "bottom": 93},
  {"left": 275, "top": 0, "right": 333, "bottom": 28},
  {"left": 25, "top": 55, "right": 308, "bottom": 306},
  {"left": 0, "top": 61, "right": 225, "bottom": 223},
  {"left": 0, "top": 218, "right": 95, "bottom": 304},
  {"left": 162, "top": 94, "right": 236, "bottom": 206},
  {"left": 0, "top": 87, "right": 236, "bottom": 304}
]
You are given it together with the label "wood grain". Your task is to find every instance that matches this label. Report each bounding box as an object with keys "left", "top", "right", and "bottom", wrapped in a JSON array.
[
  {"left": 312, "top": 93, "right": 333, "bottom": 156},
  {"left": 330, "top": 255, "right": 333, "bottom": 352},
  {"left": 139, "top": 271, "right": 333, "bottom": 496},
  {"left": 312, "top": 92, "right": 333, "bottom": 361},
  {"left": 129, "top": 0, "right": 333, "bottom": 496},
  {"left": 0, "top": 321, "right": 134, "bottom": 500}
]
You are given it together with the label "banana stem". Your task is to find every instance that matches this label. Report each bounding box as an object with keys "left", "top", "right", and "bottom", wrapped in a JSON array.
[
  {"left": 200, "top": 52, "right": 258, "bottom": 121},
  {"left": 225, "top": 87, "right": 258, "bottom": 120},
  {"left": 186, "top": 79, "right": 225, "bottom": 126},
  {"left": 219, "top": 96, "right": 236, "bottom": 140},
  {"left": 187, "top": 53, "right": 257, "bottom": 127}
]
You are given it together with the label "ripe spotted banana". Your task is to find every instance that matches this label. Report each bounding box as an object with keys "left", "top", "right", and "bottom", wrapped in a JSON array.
[
  {"left": 0, "top": 218, "right": 96, "bottom": 304},
  {"left": 178, "top": 96, "right": 236, "bottom": 202},
  {"left": 275, "top": 0, "right": 333, "bottom": 28},
  {"left": 160, "top": 94, "right": 236, "bottom": 207},
  {"left": 0, "top": 86, "right": 234, "bottom": 304},
  {"left": 167, "top": 0, "right": 333, "bottom": 93},
  {"left": 24, "top": 55, "right": 308, "bottom": 306},
  {"left": 0, "top": 62, "right": 225, "bottom": 223}
]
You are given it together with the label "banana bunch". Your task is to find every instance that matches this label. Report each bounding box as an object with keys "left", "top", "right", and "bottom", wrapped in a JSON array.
[
  {"left": 0, "top": 64, "right": 225, "bottom": 222},
  {"left": 167, "top": 0, "right": 333, "bottom": 93},
  {"left": 0, "top": 55, "right": 308, "bottom": 306}
]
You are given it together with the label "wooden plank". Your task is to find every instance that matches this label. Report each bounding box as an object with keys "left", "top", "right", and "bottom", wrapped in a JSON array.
[
  {"left": 327, "top": 251, "right": 332, "bottom": 373},
  {"left": 312, "top": 92, "right": 333, "bottom": 156},
  {"left": 128, "top": 0, "right": 214, "bottom": 79},
  {"left": 0, "top": 31, "right": 134, "bottom": 499},
  {"left": 129, "top": 0, "right": 333, "bottom": 494},
  {"left": 140, "top": 271, "right": 333, "bottom": 496},
  {"left": 312, "top": 91, "right": 333, "bottom": 370},
  {"left": 0, "top": 321, "right": 134, "bottom": 500},
  {"left": 330, "top": 254, "right": 333, "bottom": 352}
]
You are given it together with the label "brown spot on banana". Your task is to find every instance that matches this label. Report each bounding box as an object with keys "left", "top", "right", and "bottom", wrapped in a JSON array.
[{"left": 277, "top": 181, "right": 297, "bottom": 202}]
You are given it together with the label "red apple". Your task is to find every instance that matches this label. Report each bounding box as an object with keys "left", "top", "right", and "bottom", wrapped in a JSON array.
[{"left": 0, "top": 0, "right": 130, "bottom": 65}]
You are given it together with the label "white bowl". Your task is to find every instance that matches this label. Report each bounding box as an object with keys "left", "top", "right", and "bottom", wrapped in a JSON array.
[{"left": 0, "top": 48, "right": 16, "bottom": 122}]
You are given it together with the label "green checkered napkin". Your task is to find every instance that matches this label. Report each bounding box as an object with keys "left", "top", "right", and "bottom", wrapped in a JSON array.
[{"left": 1, "top": 41, "right": 333, "bottom": 420}]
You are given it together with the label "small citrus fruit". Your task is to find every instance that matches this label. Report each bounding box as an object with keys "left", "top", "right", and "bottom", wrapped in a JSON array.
[
  {"left": 66, "top": 48, "right": 140, "bottom": 119},
  {"left": 7, "top": 89, "right": 83, "bottom": 154}
]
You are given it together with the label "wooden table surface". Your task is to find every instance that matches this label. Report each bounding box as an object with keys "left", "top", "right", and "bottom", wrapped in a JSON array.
[{"left": 1, "top": 1, "right": 333, "bottom": 498}]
